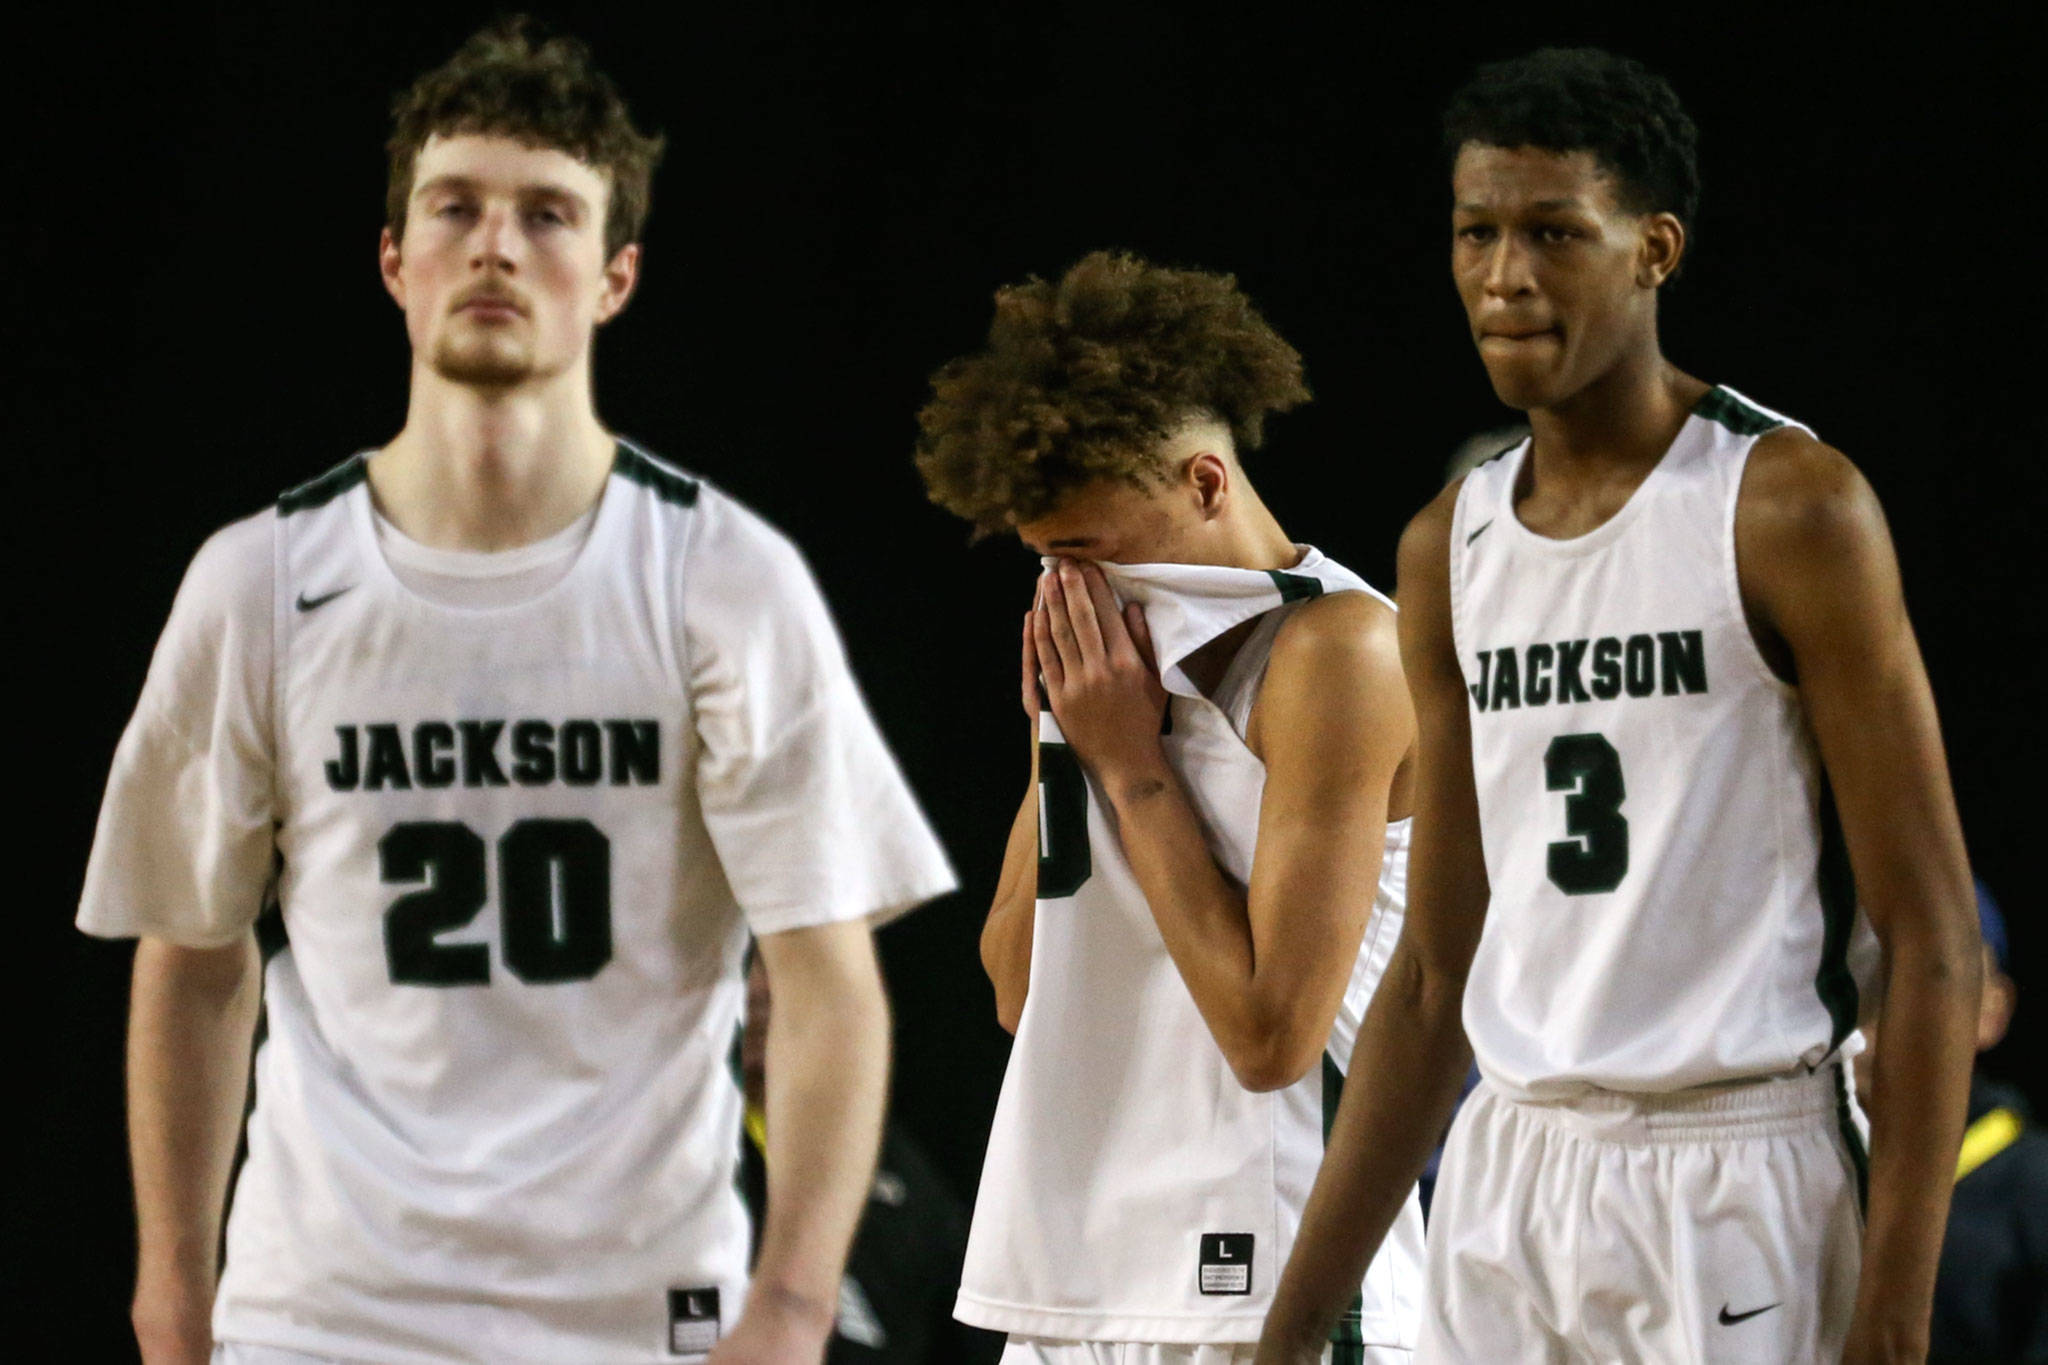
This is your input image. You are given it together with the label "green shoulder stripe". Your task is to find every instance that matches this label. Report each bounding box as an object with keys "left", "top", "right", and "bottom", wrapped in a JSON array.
[
  {"left": 614, "top": 441, "right": 700, "bottom": 507},
  {"left": 1693, "top": 386, "right": 1786, "bottom": 438},
  {"left": 1270, "top": 569, "right": 1325, "bottom": 603},
  {"left": 277, "top": 455, "right": 368, "bottom": 515}
]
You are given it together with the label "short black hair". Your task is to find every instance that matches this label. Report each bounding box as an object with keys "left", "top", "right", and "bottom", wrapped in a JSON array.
[{"left": 1443, "top": 47, "right": 1700, "bottom": 234}]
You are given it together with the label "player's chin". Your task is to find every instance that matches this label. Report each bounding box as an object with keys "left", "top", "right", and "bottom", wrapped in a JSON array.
[
  {"left": 431, "top": 336, "right": 537, "bottom": 388},
  {"left": 1478, "top": 358, "right": 1568, "bottom": 412}
]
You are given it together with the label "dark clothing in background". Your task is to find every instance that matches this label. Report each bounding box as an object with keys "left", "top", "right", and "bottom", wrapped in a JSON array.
[
  {"left": 741, "top": 1119, "right": 1003, "bottom": 1365},
  {"left": 1931, "top": 1076, "right": 2048, "bottom": 1364}
]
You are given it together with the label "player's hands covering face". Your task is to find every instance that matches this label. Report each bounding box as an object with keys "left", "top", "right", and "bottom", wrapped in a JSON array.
[{"left": 1029, "top": 559, "right": 1169, "bottom": 782}]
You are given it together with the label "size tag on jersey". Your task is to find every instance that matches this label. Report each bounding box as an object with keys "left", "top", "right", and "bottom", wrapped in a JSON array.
[
  {"left": 1198, "top": 1232, "right": 1254, "bottom": 1294},
  {"left": 668, "top": 1287, "right": 721, "bottom": 1355}
]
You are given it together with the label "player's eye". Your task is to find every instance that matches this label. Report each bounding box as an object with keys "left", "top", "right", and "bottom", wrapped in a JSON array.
[
  {"left": 526, "top": 208, "right": 567, "bottom": 227},
  {"left": 1533, "top": 225, "right": 1579, "bottom": 244},
  {"left": 1456, "top": 224, "right": 1495, "bottom": 243},
  {"left": 433, "top": 202, "right": 475, "bottom": 220}
]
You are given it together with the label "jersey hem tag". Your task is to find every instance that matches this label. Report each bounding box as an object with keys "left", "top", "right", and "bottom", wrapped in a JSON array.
[
  {"left": 669, "top": 1286, "right": 721, "bottom": 1355},
  {"left": 1198, "top": 1232, "right": 1254, "bottom": 1294}
]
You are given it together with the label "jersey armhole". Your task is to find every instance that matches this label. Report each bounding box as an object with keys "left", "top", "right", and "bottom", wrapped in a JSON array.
[
  {"left": 668, "top": 489, "right": 708, "bottom": 706},
  {"left": 269, "top": 507, "right": 291, "bottom": 827},
  {"left": 1723, "top": 439, "right": 1803, "bottom": 697},
  {"left": 1446, "top": 477, "right": 1474, "bottom": 674}
]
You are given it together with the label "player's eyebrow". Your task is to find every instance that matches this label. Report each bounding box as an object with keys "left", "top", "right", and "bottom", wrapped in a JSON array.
[
  {"left": 411, "top": 175, "right": 591, "bottom": 215},
  {"left": 1455, "top": 198, "right": 1589, "bottom": 215}
]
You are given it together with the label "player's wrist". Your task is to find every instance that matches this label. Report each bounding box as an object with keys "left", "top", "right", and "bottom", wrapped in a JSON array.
[
  {"left": 1097, "top": 746, "right": 1174, "bottom": 807},
  {"left": 1259, "top": 1290, "right": 1337, "bottom": 1358},
  {"left": 737, "top": 1278, "right": 837, "bottom": 1341}
]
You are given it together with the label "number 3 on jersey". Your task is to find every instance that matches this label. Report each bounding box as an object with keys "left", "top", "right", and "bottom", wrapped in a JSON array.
[
  {"left": 381, "top": 819, "right": 613, "bottom": 985},
  {"left": 1544, "top": 733, "right": 1629, "bottom": 895}
]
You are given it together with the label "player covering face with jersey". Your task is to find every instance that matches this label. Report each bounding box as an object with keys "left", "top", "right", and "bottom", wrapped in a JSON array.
[
  {"left": 82, "top": 19, "right": 953, "bottom": 1365},
  {"left": 1255, "top": 46, "right": 1981, "bottom": 1365},
  {"left": 917, "top": 250, "right": 1424, "bottom": 1365}
]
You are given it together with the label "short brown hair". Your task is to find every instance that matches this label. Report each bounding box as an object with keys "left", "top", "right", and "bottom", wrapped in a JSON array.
[
  {"left": 386, "top": 17, "right": 666, "bottom": 259},
  {"left": 915, "top": 250, "right": 1310, "bottom": 536}
]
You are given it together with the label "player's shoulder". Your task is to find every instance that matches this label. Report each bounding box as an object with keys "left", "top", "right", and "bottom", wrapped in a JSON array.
[
  {"left": 650, "top": 460, "right": 835, "bottom": 639},
  {"left": 1397, "top": 475, "right": 1469, "bottom": 578},
  {"left": 1268, "top": 586, "right": 1402, "bottom": 691},
  {"left": 180, "top": 505, "right": 276, "bottom": 609},
  {"left": 1737, "top": 426, "right": 1887, "bottom": 564},
  {"left": 675, "top": 472, "right": 812, "bottom": 579}
]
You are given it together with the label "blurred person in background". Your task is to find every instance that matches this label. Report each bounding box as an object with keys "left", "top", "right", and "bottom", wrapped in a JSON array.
[{"left": 1858, "top": 881, "right": 2046, "bottom": 1363}]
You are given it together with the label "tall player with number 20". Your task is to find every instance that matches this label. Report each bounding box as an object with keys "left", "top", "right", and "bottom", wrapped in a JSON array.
[
  {"left": 78, "top": 22, "right": 953, "bottom": 1365},
  {"left": 1257, "top": 48, "right": 1981, "bottom": 1365}
]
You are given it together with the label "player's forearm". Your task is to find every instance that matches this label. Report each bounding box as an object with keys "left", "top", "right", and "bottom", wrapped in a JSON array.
[
  {"left": 1851, "top": 926, "right": 1980, "bottom": 1344},
  {"left": 127, "top": 935, "right": 260, "bottom": 1295},
  {"left": 1104, "top": 761, "right": 1289, "bottom": 1085},
  {"left": 1260, "top": 943, "right": 1471, "bottom": 1360},
  {"left": 981, "top": 777, "right": 1039, "bottom": 1031},
  {"left": 751, "top": 942, "right": 891, "bottom": 1337}
]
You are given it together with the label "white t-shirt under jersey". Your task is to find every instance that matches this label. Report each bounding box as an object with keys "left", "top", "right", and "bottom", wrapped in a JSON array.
[
  {"left": 78, "top": 440, "right": 956, "bottom": 1364},
  {"left": 373, "top": 502, "right": 595, "bottom": 608}
]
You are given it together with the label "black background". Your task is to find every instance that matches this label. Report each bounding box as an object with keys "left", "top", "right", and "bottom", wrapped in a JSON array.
[{"left": 19, "top": 4, "right": 2043, "bottom": 1355}]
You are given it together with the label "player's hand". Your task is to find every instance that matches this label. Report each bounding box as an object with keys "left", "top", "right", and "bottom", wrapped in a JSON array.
[
  {"left": 1252, "top": 1305, "right": 1332, "bottom": 1365},
  {"left": 705, "top": 1288, "right": 835, "bottom": 1365},
  {"left": 130, "top": 1271, "right": 214, "bottom": 1365},
  {"left": 1251, "top": 1335, "right": 1326, "bottom": 1365},
  {"left": 1034, "top": 559, "right": 1168, "bottom": 786},
  {"left": 1838, "top": 1310, "right": 1931, "bottom": 1365}
]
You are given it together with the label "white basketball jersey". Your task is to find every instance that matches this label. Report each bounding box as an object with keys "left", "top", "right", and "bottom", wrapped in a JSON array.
[
  {"left": 956, "top": 550, "right": 1423, "bottom": 1349},
  {"left": 79, "top": 441, "right": 955, "bottom": 1362},
  {"left": 1451, "top": 386, "right": 1876, "bottom": 1101}
]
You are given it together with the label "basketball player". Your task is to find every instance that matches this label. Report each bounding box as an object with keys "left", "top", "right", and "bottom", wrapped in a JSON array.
[
  {"left": 1256, "top": 48, "right": 1980, "bottom": 1365},
  {"left": 79, "top": 22, "right": 953, "bottom": 1365},
  {"left": 915, "top": 251, "right": 1423, "bottom": 1364}
]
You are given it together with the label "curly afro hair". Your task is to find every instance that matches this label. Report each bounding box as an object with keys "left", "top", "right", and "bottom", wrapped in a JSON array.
[
  {"left": 1443, "top": 47, "right": 1700, "bottom": 238},
  {"left": 914, "top": 250, "right": 1310, "bottom": 537},
  {"left": 387, "top": 16, "right": 666, "bottom": 259}
]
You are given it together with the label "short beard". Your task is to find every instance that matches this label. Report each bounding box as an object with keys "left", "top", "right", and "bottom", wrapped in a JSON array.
[{"left": 430, "top": 330, "right": 536, "bottom": 389}]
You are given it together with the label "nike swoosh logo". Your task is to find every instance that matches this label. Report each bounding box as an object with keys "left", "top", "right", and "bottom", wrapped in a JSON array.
[
  {"left": 295, "top": 585, "right": 355, "bottom": 613},
  {"left": 1718, "top": 1302, "right": 1780, "bottom": 1325},
  {"left": 1465, "top": 518, "right": 1494, "bottom": 545}
]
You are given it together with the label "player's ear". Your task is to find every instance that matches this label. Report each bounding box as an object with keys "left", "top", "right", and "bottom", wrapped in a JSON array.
[
  {"left": 1186, "top": 451, "right": 1229, "bottom": 519},
  {"left": 595, "top": 243, "right": 641, "bottom": 325},
  {"left": 1637, "top": 212, "right": 1685, "bottom": 289},
  {"left": 379, "top": 226, "right": 406, "bottom": 309}
]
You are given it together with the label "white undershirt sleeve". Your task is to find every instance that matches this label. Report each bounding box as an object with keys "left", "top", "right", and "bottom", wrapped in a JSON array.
[
  {"left": 681, "top": 493, "right": 955, "bottom": 936},
  {"left": 78, "top": 511, "right": 278, "bottom": 947}
]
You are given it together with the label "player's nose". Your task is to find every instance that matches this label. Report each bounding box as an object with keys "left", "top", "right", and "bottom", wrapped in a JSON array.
[
  {"left": 468, "top": 202, "right": 521, "bottom": 273},
  {"left": 1482, "top": 236, "right": 1534, "bottom": 297}
]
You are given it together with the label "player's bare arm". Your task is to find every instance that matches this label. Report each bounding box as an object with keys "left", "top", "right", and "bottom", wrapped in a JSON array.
[
  {"left": 715, "top": 919, "right": 891, "bottom": 1365},
  {"left": 979, "top": 584, "right": 1049, "bottom": 1032},
  {"left": 1256, "top": 484, "right": 1491, "bottom": 1364},
  {"left": 1034, "top": 557, "right": 1407, "bottom": 1090},
  {"left": 1735, "top": 430, "right": 1981, "bottom": 1364},
  {"left": 127, "top": 934, "right": 260, "bottom": 1365}
]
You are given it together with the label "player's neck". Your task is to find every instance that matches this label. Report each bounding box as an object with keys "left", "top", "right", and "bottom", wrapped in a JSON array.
[
  {"left": 1190, "top": 486, "right": 1300, "bottom": 573},
  {"left": 373, "top": 365, "right": 616, "bottom": 553},
  {"left": 1526, "top": 351, "right": 1711, "bottom": 481}
]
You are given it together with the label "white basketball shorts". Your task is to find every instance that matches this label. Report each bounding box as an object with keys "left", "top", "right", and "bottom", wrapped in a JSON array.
[
  {"left": 1418, "top": 1065, "right": 1867, "bottom": 1364},
  {"left": 1001, "top": 1337, "right": 1411, "bottom": 1365}
]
